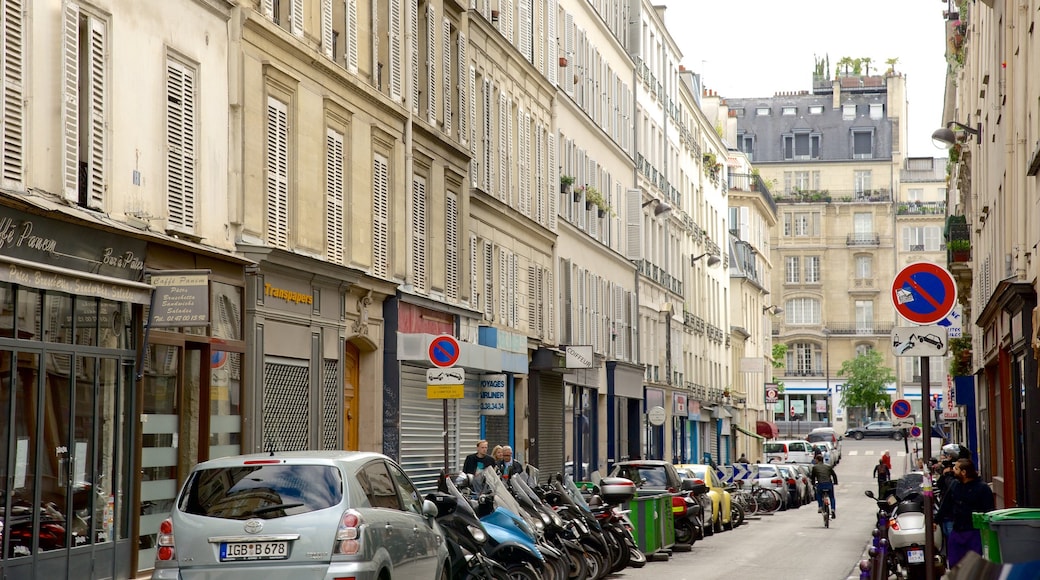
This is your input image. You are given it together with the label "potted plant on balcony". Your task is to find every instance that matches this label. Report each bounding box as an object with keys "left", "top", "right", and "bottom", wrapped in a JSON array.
[
  {"left": 560, "top": 174, "right": 575, "bottom": 194},
  {"left": 948, "top": 239, "right": 971, "bottom": 262},
  {"left": 584, "top": 185, "right": 604, "bottom": 212}
]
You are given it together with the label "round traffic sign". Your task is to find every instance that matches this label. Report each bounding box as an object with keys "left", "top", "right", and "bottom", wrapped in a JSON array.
[
  {"left": 891, "top": 262, "right": 957, "bottom": 325},
  {"left": 891, "top": 398, "right": 912, "bottom": 419},
  {"left": 909, "top": 425, "right": 923, "bottom": 438},
  {"left": 428, "top": 335, "right": 461, "bottom": 368}
]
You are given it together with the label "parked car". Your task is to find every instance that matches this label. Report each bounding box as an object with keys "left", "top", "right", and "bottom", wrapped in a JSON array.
[
  {"left": 607, "top": 460, "right": 684, "bottom": 495},
  {"left": 845, "top": 420, "right": 905, "bottom": 440},
  {"left": 674, "top": 464, "right": 734, "bottom": 532},
  {"left": 791, "top": 464, "right": 816, "bottom": 505},
  {"left": 806, "top": 427, "right": 843, "bottom": 461},
  {"left": 152, "top": 451, "right": 449, "bottom": 580},
  {"left": 810, "top": 441, "right": 836, "bottom": 466},
  {"left": 752, "top": 463, "right": 791, "bottom": 510},
  {"left": 763, "top": 439, "right": 816, "bottom": 464},
  {"left": 776, "top": 464, "right": 808, "bottom": 509}
]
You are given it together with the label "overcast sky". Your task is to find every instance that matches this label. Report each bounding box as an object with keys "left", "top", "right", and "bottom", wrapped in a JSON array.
[{"left": 662, "top": 1, "right": 949, "bottom": 158}]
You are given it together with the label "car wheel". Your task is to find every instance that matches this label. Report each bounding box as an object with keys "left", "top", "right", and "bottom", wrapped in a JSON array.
[
  {"left": 892, "top": 431, "right": 904, "bottom": 441},
  {"left": 853, "top": 432, "right": 864, "bottom": 440}
]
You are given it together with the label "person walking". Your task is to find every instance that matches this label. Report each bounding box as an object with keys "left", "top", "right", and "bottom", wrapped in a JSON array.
[
  {"left": 873, "top": 457, "right": 892, "bottom": 495},
  {"left": 462, "top": 440, "right": 491, "bottom": 475},
  {"left": 736, "top": 453, "right": 749, "bottom": 464},
  {"left": 881, "top": 450, "right": 893, "bottom": 471},
  {"left": 935, "top": 458, "right": 995, "bottom": 568},
  {"left": 499, "top": 445, "right": 523, "bottom": 477},
  {"left": 810, "top": 453, "right": 838, "bottom": 518}
]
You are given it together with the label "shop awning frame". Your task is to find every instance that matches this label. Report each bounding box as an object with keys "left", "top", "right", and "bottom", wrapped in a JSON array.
[
  {"left": 734, "top": 424, "right": 765, "bottom": 441},
  {"left": 756, "top": 420, "right": 780, "bottom": 439}
]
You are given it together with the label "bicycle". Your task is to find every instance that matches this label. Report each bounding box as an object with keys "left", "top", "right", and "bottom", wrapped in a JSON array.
[
  {"left": 749, "top": 482, "right": 783, "bottom": 514},
  {"left": 816, "top": 481, "right": 835, "bottom": 527},
  {"left": 728, "top": 481, "right": 758, "bottom": 517}
]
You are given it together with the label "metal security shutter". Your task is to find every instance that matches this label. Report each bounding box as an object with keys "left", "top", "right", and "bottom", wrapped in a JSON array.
[
  {"left": 720, "top": 435, "right": 731, "bottom": 464},
  {"left": 399, "top": 365, "right": 481, "bottom": 494},
  {"left": 263, "top": 358, "right": 310, "bottom": 451},
  {"left": 537, "top": 372, "right": 564, "bottom": 480},
  {"left": 321, "top": 359, "right": 340, "bottom": 450},
  {"left": 709, "top": 419, "right": 719, "bottom": 462}
]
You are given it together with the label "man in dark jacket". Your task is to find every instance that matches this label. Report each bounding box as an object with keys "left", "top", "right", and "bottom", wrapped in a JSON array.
[
  {"left": 462, "top": 440, "right": 490, "bottom": 475},
  {"left": 935, "top": 458, "right": 995, "bottom": 568},
  {"left": 810, "top": 453, "right": 838, "bottom": 517}
]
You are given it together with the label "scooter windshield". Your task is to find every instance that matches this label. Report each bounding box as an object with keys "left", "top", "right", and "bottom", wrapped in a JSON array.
[
  {"left": 476, "top": 466, "right": 533, "bottom": 526},
  {"left": 894, "top": 472, "right": 926, "bottom": 499},
  {"left": 561, "top": 474, "right": 593, "bottom": 512},
  {"left": 446, "top": 475, "right": 480, "bottom": 521}
]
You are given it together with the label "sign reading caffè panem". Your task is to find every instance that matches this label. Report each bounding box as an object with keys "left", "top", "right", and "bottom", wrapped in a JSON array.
[{"left": 149, "top": 271, "right": 210, "bottom": 327}]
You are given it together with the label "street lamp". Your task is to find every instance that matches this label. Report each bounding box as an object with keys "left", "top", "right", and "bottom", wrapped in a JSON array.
[
  {"left": 931, "top": 120, "right": 981, "bottom": 148},
  {"left": 691, "top": 252, "right": 721, "bottom": 267},
  {"left": 762, "top": 305, "right": 784, "bottom": 315},
  {"left": 642, "top": 198, "right": 672, "bottom": 216}
]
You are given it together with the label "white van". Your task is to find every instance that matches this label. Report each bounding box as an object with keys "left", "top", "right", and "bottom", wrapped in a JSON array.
[{"left": 763, "top": 439, "right": 816, "bottom": 464}]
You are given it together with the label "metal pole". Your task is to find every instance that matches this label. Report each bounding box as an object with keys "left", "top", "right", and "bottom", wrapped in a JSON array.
[
  {"left": 443, "top": 399, "right": 449, "bottom": 476},
  {"left": 921, "top": 356, "right": 935, "bottom": 580}
]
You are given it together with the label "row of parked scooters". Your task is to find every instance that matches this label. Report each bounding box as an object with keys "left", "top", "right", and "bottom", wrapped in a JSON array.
[
  {"left": 426, "top": 465, "right": 646, "bottom": 579},
  {"left": 862, "top": 472, "right": 945, "bottom": 580}
]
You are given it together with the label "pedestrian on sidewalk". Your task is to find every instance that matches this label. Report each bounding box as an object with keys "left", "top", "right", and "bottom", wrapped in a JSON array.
[
  {"left": 873, "top": 458, "right": 891, "bottom": 495},
  {"left": 935, "top": 458, "right": 995, "bottom": 568}
]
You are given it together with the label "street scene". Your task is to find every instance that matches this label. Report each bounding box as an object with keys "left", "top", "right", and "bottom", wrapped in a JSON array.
[{"left": 2, "top": 0, "right": 1040, "bottom": 579}]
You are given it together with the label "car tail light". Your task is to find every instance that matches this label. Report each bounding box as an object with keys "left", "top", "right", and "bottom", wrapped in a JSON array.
[
  {"left": 787, "top": 478, "right": 796, "bottom": 485},
  {"left": 334, "top": 509, "right": 364, "bottom": 555},
  {"left": 771, "top": 478, "right": 783, "bottom": 486},
  {"left": 156, "top": 518, "right": 175, "bottom": 561}
]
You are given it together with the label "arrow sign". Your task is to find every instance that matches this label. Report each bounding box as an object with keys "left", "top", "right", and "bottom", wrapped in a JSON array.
[
  {"left": 429, "top": 335, "right": 461, "bottom": 368},
  {"left": 891, "top": 262, "right": 958, "bottom": 325}
]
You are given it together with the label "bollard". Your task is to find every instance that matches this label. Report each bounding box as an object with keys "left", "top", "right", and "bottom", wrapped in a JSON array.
[
  {"left": 859, "top": 559, "right": 871, "bottom": 580},
  {"left": 878, "top": 538, "right": 889, "bottom": 580}
]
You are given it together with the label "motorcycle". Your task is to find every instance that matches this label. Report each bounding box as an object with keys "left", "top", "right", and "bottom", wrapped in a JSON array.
[
  {"left": 672, "top": 477, "right": 708, "bottom": 545},
  {"left": 865, "top": 473, "right": 943, "bottom": 580},
  {"left": 579, "top": 476, "right": 646, "bottom": 571},
  {"left": 427, "top": 475, "right": 517, "bottom": 579}
]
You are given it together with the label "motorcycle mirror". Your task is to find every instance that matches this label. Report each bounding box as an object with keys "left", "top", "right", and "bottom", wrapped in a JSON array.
[{"left": 864, "top": 490, "right": 876, "bottom": 499}]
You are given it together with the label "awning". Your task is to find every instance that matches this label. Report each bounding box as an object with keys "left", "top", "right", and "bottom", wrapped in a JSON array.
[
  {"left": 712, "top": 406, "right": 732, "bottom": 419},
  {"left": 734, "top": 424, "right": 764, "bottom": 441},
  {"left": 756, "top": 420, "right": 780, "bottom": 439}
]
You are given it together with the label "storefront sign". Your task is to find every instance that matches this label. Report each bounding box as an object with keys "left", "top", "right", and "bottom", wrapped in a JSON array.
[
  {"left": 0, "top": 206, "right": 146, "bottom": 280},
  {"left": 565, "top": 345, "right": 594, "bottom": 368},
  {"left": 480, "top": 374, "right": 507, "bottom": 416},
  {"left": 673, "top": 393, "right": 687, "bottom": 415},
  {"left": 149, "top": 271, "right": 210, "bottom": 327},
  {"left": 264, "top": 283, "right": 313, "bottom": 305},
  {"left": 427, "top": 385, "right": 464, "bottom": 399}
]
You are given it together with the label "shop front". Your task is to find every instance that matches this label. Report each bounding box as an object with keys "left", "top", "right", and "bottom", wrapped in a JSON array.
[
  {"left": 606, "top": 361, "right": 643, "bottom": 468},
  {"left": 0, "top": 206, "right": 150, "bottom": 580}
]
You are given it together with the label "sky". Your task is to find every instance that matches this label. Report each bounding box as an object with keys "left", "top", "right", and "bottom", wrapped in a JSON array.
[{"left": 662, "top": 1, "right": 950, "bottom": 158}]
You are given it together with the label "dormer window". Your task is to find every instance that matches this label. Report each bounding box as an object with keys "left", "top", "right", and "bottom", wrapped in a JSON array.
[
  {"left": 782, "top": 106, "right": 796, "bottom": 116},
  {"left": 756, "top": 107, "right": 770, "bottom": 116},
  {"left": 842, "top": 104, "right": 856, "bottom": 120}
]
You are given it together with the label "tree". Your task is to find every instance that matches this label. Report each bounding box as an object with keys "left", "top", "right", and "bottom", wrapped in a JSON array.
[
  {"left": 770, "top": 343, "right": 788, "bottom": 392},
  {"left": 837, "top": 350, "right": 895, "bottom": 416},
  {"left": 885, "top": 57, "right": 899, "bottom": 75}
]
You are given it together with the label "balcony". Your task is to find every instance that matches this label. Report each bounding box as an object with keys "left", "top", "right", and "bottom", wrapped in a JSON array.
[
  {"left": 774, "top": 188, "right": 892, "bottom": 204},
  {"left": 824, "top": 321, "right": 895, "bottom": 335},
  {"left": 783, "top": 369, "right": 825, "bottom": 377},
  {"left": 851, "top": 278, "right": 876, "bottom": 290},
  {"left": 847, "top": 233, "right": 880, "bottom": 246},
  {"left": 897, "top": 201, "right": 947, "bottom": 215},
  {"left": 945, "top": 217, "right": 971, "bottom": 266}
]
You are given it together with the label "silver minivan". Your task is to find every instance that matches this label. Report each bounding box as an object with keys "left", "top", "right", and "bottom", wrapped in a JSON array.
[{"left": 152, "top": 451, "right": 449, "bottom": 580}]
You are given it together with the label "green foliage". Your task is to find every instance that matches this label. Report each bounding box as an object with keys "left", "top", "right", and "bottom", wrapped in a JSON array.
[
  {"left": 770, "top": 343, "right": 788, "bottom": 392},
  {"left": 560, "top": 175, "right": 576, "bottom": 186},
  {"left": 949, "top": 336, "right": 972, "bottom": 376},
  {"left": 837, "top": 350, "right": 895, "bottom": 413},
  {"left": 948, "top": 239, "right": 970, "bottom": 251},
  {"left": 885, "top": 57, "right": 899, "bottom": 75}
]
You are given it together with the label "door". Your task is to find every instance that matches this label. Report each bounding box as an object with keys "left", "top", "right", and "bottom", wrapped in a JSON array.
[{"left": 344, "top": 343, "right": 359, "bottom": 451}]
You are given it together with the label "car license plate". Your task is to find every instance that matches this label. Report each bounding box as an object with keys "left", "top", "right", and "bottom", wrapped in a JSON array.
[
  {"left": 907, "top": 549, "right": 924, "bottom": 564},
  {"left": 220, "top": 541, "right": 289, "bottom": 561}
]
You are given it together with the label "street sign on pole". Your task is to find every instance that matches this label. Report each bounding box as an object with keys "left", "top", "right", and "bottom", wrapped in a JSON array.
[
  {"left": 429, "top": 335, "right": 461, "bottom": 368},
  {"left": 892, "top": 326, "right": 949, "bottom": 357},
  {"left": 891, "top": 398, "right": 912, "bottom": 419},
  {"left": 891, "top": 262, "right": 958, "bottom": 325}
]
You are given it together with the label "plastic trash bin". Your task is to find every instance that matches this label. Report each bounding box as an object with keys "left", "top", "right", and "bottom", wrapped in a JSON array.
[
  {"left": 974, "top": 508, "right": 1040, "bottom": 563},
  {"left": 625, "top": 494, "right": 664, "bottom": 555}
]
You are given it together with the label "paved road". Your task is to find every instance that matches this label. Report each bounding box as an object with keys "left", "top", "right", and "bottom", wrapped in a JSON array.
[{"left": 612, "top": 439, "right": 913, "bottom": 580}]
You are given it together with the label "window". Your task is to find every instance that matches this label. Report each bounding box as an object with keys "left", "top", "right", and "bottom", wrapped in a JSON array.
[
  {"left": 734, "top": 107, "right": 745, "bottom": 118},
  {"left": 783, "top": 133, "right": 820, "bottom": 160},
  {"left": 411, "top": 175, "right": 428, "bottom": 292},
  {"left": 166, "top": 58, "right": 197, "bottom": 233},
  {"left": 264, "top": 0, "right": 304, "bottom": 36},
  {"left": 358, "top": 461, "right": 402, "bottom": 510},
  {"left": 265, "top": 96, "right": 290, "bottom": 248},
  {"left": 907, "top": 188, "right": 924, "bottom": 202},
  {"left": 855, "top": 301, "right": 874, "bottom": 332},
  {"left": 903, "top": 226, "right": 941, "bottom": 251},
  {"left": 854, "top": 170, "right": 872, "bottom": 195},
  {"left": 855, "top": 255, "right": 872, "bottom": 279},
  {"left": 325, "top": 128, "right": 345, "bottom": 264},
  {"left": 784, "top": 298, "right": 821, "bottom": 325},
  {"left": 809, "top": 105, "right": 823, "bottom": 115},
  {"left": 0, "top": 1, "right": 23, "bottom": 185},
  {"left": 805, "top": 256, "right": 820, "bottom": 283},
  {"left": 905, "top": 357, "right": 946, "bottom": 381},
  {"left": 372, "top": 153, "right": 390, "bottom": 278},
  {"left": 739, "top": 134, "right": 754, "bottom": 159},
  {"left": 869, "top": 103, "right": 883, "bottom": 120},
  {"left": 756, "top": 107, "right": 770, "bottom": 116},
  {"left": 855, "top": 344, "right": 872, "bottom": 357},
  {"left": 62, "top": 4, "right": 106, "bottom": 210},
  {"left": 787, "top": 342, "right": 822, "bottom": 375},
  {"left": 783, "top": 211, "right": 819, "bottom": 237},
  {"left": 852, "top": 130, "right": 873, "bottom": 159},
  {"left": 782, "top": 106, "right": 796, "bottom": 116},
  {"left": 842, "top": 104, "right": 856, "bottom": 120},
  {"left": 785, "top": 256, "right": 800, "bottom": 283}
]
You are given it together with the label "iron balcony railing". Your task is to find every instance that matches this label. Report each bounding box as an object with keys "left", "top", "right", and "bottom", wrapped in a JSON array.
[{"left": 847, "top": 233, "right": 880, "bottom": 246}]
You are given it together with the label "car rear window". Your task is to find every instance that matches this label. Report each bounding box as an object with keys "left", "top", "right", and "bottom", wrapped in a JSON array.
[
  {"left": 763, "top": 443, "right": 786, "bottom": 453},
  {"left": 180, "top": 464, "right": 343, "bottom": 520},
  {"left": 758, "top": 466, "right": 778, "bottom": 477}
]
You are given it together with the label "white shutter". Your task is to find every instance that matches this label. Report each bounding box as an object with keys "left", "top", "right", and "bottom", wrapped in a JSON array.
[
  {"left": 498, "top": 94, "right": 507, "bottom": 200},
  {"left": 60, "top": 0, "right": 78, "bottom": 203},
  {"left": 577, "top": 269, "right": 586, "bottom": 343},
  {"left": 630, "top": 293, "right": 638, "bottom": 363},
  {"left": 498, "top": 248, "right": 508, "bottom": 324},
  {"left": 482, "top": 79, "right": 492, "bottom": 190},
  {"left": 523, "top": 113, "right": 531, "bottom": 215},
  {"left": 508, "top": 252, "right": 517, "bottom": 326},
  {"left": 85, "top": 16, "right": 105, "bottom": 210},
  {"left": 518, "top": 0, "right": 531, "bottom": 62},
  {"left": 389, "top": 0, "right": 401, "bottom": 101},
  {"left": 442, "top": 18, "right": 451, "bottom": 134},
  {"left": 409, "top": 1, "right": 419, "bottom": 113},
  {"left": 290, "top": 0, "right": 304, "bottom": 37},
  {"left": 545, "top": 268, "right": 554, "bottom": 341},
  {"left": 446, "top": 192, "right": 458, "bottom": 302},
  {"left": 411, "top": 176, "right": 427, "bottom": 292},
  {"left": 265, "top": 97, "right": 289, "bottom": 248},
  {"left": 483, "top": 240, "right": 493, "bottom": 319},
  {"left": 625, "top": 188, "right": 642, "bottom": 260},
  {"left": 547, "top": 132, "right": 556, "bottom": 231},
  {"left": 325, "top": 128, "right": 345, "bottom": 264},
  {"left": 469, "top": 232, "right": 478, "bottom": 308},
  {"left": 346, "top": 0, "right": 358, "bottom": 73},
  {"left": 166, "top": 59, "right": 196, "bottom": 232},
  {"left": 372, "top": 154, "right": 390, "bottom": 278},
  {"left": 426, "top": 4, "right": 436, "bottom": 124},
  {"left": 564, "top": 12, "right": 574, "bottom": 94},
  {"left": 467, "top": 66, "right": 476, "bottom": 159},
  {"left": 321, "top": 0, "right": 333, "bottom": 58},
  {"left": 262, "top": 0, "right": 274, "bottom": 18},
  {"left": 2, "top": 0, "right": 24, "bottom": 187},
  {"left": 528, "top": 265, "right": 539, "bottom": 336},
  {"left": 547, "top": 0, "right": 556, "bottom": 86},
  {"left": 535, "top": 126, "right": 543, "bottom": 224},
  {"left": 613, "top": 285, "right": 624, "bottom": 360},
  {"left": 500, "top": 0, "right": 513, "bottom": 44},
  {"left": 457, "top": 32, "right": 467, "bottom": 144}
]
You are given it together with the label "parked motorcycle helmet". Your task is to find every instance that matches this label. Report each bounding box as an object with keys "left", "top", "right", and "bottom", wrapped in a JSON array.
[{"left": 941, "top": 443, "right": 970, "bottom": 460}]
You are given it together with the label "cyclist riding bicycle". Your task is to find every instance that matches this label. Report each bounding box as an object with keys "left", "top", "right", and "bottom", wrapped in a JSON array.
[{"left": 810, "top": 453, "right": 838, "bottom": 518}]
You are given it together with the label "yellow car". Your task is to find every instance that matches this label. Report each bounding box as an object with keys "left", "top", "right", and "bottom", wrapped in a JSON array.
[{"left": 675, "top": 464, "right": 735, "bottom": 532}]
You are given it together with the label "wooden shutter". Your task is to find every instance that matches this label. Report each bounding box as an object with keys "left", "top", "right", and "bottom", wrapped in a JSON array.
[
  {"left": 546, "top": 0, "right": 556, "bottom": 86},
  {"left": 261, "top": 0, "right": 274, "bottom": 18},
  {"left": 2, "top": 0, "right": 23, "bottom": 187},
  {"left": 498, "top": 94, "right": 506, "bottom": 200},
  {"left": 389, "top": 0, "right": 401, "bottom": 101},
  {"left": 498, "top": 247, "right": 508, "bottom": 324},
  {"left": 166, "top": 59, "right": 196, "bottom": 232},
  {"left": 483, "top": 240, "right": 493, "bottom": 319},
  {"left": 468, "top": 232, "right": 478, "bottom": 308},
  {"left": 445, "top": 192, "right": 458, "bottom": 302},
  {"left": 545, "top": 267, "right": 554, "bottom": 341},
  {"left": 325, "top": 128, "right": 345, "bottom": 264},
  {"left": 265, "top": 97, "right": 289, "bottom": 248},
  {"left": 457, "top": 32, "right": 466, "bottom": 144},
  {"left": 426, "top": 3, "right": 436, "bottom": 124},
  {"left": 534, "top": 126, "right": 543, "bottom": 224},
  {"left": 60, "top": 0, "right": 79, "bottom": 203},
  {"left": 500, "top": 0, "right": 513, "bottom": 43},
  {"left": 346, "top": 0, "right": 358, "bottom": 73},
  {"left": 372, "top": 154, "right": 390, "bottom": 278},
  {"left": 547, "top": 132, "right": 556, "bottom": 231},
  {"left": 482, "top": 79, "right": 492, "bottom": 190},
  {"left": 409, "top": 1, "right": 419, "bottom": 113},
  {"left": 321, "top": 0, "right": 333, "bottom": 58},
  {"left": 290, "top": 0, "right": 304, "bottom": 37},
  {"left": 442, "top": 18, "right": 451, "bottom": 134},
  {"left": 527, "top": 265, "right": 538, "bottom": 335},
  {"left": 411, "top": 175, "right": 427, "bottom": 292},
  {"left": 508, "top": 251, "right": 517, "bottom": 326},
  {"left": 518, "top": 0, "right": 531, "bottom": 62},
  {"left": 85, "top": 15, "right": 106, "bottom": 210},
  {"left": 625, "top": 188, "right": 642, "bottom": 260}
]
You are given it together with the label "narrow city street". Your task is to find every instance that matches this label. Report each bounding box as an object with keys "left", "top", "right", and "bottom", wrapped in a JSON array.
[{"left": 615, "top": 440, "right": 906, "bottom": 580}]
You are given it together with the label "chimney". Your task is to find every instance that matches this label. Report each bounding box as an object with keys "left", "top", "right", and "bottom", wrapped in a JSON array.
[{"left": 832, "top": 79, "right": 841, "bottom": 109}]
